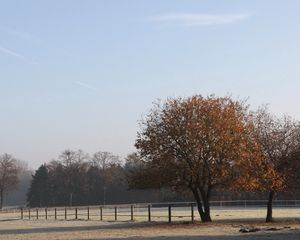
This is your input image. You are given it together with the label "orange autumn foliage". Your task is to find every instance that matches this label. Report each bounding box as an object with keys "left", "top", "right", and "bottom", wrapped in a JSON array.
[{"left": 134, "top": 95, "right": 265, "bottom": 222}]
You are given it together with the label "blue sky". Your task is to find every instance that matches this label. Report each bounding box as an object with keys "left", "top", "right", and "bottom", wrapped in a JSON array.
[{"left": 1, "top": 1, "right": 300, "bottom": 168}]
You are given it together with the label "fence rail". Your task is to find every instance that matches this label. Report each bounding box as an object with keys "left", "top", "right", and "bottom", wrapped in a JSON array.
[{"left": 1, "top": 200, "right": 300, "bottom": 223}]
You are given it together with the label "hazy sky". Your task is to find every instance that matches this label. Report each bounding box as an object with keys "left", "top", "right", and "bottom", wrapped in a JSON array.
[{"left": 1, "top": 1, "right": 300, "bottom": 168}]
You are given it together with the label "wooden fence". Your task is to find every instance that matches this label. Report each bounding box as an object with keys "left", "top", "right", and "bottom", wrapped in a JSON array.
[
  {"left": 18, "top": 203, "right": 196, "bottom": 223},
  {"left": 1, "top": 200, "right": 300, "bottom": 223}
]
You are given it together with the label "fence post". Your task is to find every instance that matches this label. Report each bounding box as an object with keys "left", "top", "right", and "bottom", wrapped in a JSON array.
[
  {"left": 45, "top": 208, "right": 47, "bottom": 220},
  {"left": 114, "top": 207, "right": 117, "bottom": 221},
  {"left": 87, "top": 207, "right": 90, "bottom": 220},
  {"left": 168, "top": 204, "right": 172, "bottom": 223},
  {"left": 55, "top": 208, "right": 57, "bottom": 220},
  {"left": 75, "top": 208, "right": 78, "bottom": 220},
  {"left": 21, "top": 208, "right": 23, "bottom": 220},
  {"left": 100, "top": 207, "right": 103, "bottom": 221},
  {"left": 65, "top": 207, "right": 67, "bottom": 220},
  {"left": 29, "top": 209, "right": 31, "bottom": 220},
  {"left": 130, "top": 205, "right": 134, "bottom": 221},
  {"left": 148, "top": 205, "right": 151, "bottom": 222},
  {"left": 191, "top": 203, "right": 194, "bottom": 223}
]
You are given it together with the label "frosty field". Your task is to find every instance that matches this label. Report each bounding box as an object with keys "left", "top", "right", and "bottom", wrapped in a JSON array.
[{"left": 0, "top": 208, "right": 299, "bottom": 240}]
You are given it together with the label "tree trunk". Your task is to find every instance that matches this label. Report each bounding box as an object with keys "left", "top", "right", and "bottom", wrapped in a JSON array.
[
  {"left": 266, "top": 190, "right": 275, "bottom": 222},
  {"left": 103, "top": 185, "right": 106, "bottom": 205},
  {"left": 203, "top": 197, "right": 212, "bottom": 222},
  {"left": 200, "top": 187, "right": 212, "bottom": 222},
  {"left": 69, "top": 192, "right": 73, "bottom": 207},
  {"left": 39, "top": 193, "right": 42, "bottom": 208},
  {"left": 191, "top": 187, "right": 212, "bottom": 222},
  {"left": 0, "top": 189, "right": 3, "bottom": 210}
]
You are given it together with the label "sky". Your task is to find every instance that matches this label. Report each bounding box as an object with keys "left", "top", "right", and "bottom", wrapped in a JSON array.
[{"left": 1, "top": 0, "right": 300, "bottom": 168}]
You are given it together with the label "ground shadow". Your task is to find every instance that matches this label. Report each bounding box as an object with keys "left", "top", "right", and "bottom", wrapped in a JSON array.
[
  {"left": 0, "top": 220, "right": 299, "bottom": 240},
  {"left": 0, "top": 221, "right": 158, "bottom": 235},
  {"left": 213, "top": 217, "right": 300, "bottom": 223},
  {"left": 84, "top": 230, "right": 300, "bottom": 240}
]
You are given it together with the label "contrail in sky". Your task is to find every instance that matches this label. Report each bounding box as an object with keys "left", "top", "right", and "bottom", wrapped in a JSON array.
[{"left": 0, "top": 45, "right": 38, "bottom": 64}]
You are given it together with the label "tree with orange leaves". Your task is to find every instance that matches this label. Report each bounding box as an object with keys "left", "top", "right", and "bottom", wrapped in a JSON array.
[
  {"left": 251, "top": 107, "right": 300, "bottom": 222},
  {"left": 134, "top": 95, "right": 261, "bottom": 222}
]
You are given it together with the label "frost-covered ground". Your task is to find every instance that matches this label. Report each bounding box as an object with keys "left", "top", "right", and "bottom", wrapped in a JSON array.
[{"left": 0, "top": 209, "right": 299, "bottom": 239}]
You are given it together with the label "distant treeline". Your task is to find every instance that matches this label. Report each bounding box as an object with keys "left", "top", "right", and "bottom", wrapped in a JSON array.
[
  {"left": 25, "top": 149, "right": 300, "bottom": 208},
  {"left": 26, "top": 150, "right": 187, "bottom": 207}
]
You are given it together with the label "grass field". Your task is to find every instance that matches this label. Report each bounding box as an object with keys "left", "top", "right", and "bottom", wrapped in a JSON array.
[{"left": 0, "top": 208, "right": 299, "bottom": 239}]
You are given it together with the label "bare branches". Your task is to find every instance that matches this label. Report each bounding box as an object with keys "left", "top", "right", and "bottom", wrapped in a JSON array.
[
  {"left": 0, "top": 153, "right": 20, "bottom": 209},
  {"left": 92, "top": 151, "right": 120, "bottom": 170}
]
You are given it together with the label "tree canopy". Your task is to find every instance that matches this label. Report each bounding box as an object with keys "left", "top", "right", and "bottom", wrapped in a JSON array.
[
  {"left": 251, "top": 107, "right": 300, "bottom": 222},
  {"left": 133, "top": 95, "right": 263, "bottom": 222}
]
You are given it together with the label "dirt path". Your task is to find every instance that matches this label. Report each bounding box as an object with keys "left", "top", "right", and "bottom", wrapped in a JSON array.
[{"left": 0, "top": 220, "right": 299, "bottom": 240}]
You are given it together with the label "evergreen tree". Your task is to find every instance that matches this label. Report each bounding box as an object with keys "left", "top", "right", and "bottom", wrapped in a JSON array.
[{"left": 27, "top": 164, "right": 49, "bottom": 207}]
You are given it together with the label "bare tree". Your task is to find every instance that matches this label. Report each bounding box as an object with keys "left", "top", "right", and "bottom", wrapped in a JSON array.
[
  {"left": 59, "top": 149, "right": 89, "bottom": 166},
  {"left": 284, "top": 149, "right": 300, "bottom": 191},
  {"left": 0, "top": 153, "right": 20, "bottom": 209},
  {"left": 125, "top": 152, "right": 144, "bottom": 172},
  {"left": 92, "top": 151, "right": 120, "bottom": 205},
  {"left": 58, "top": 150, "right": 89, "bottom": 206}
]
